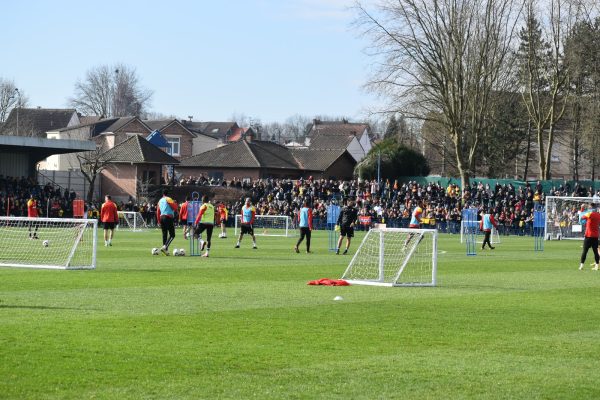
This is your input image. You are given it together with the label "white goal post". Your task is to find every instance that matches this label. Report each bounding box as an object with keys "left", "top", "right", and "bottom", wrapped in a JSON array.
[
  {"left": 545, "top": 196, "right": 595, "bottom": 240},
  {"left": 234, "top": 214, "right": 295, "bottom": 237},
  {"left": 117, "top": 211, "right": 148, "bottom": 231},
  {"left": 460, "top": 221, "right": 501, "bottom": 245},
  {"left": 0, "top": 217, "right": 98, "bottom": 270},
  {"left": 342, "top": 227, "right": 438, "bottom": 287}
]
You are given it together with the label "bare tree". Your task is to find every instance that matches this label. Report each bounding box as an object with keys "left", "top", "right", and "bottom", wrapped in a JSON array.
[
  {"left": 69, "top": 63, "right": 153, "bottom": 118},
  {"left": 518, "top": 1, "right": 570, "bottom": 180},
  {"left": 355, "top": 0, "right": 522, "bottom": 188},
  {"left": 0, "top": 79, "right": 29, "bottom": 123},
  {"left": 77, "top": 146, "right": 116, "bottom": 203}
]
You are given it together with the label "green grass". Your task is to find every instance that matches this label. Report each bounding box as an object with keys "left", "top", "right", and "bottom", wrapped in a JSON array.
[{"left": 1, "top": 230, "right": 600, "bottom": 399}]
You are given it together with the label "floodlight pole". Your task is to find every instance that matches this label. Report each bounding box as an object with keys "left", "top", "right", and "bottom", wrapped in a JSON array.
[{"left": 15, "top": 88, "right": 19, "bottom": 136}]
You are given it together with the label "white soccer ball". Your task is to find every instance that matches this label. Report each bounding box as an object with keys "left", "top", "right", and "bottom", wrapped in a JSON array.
[
  {"left": 178, "top": 248, "right": 186, "bottom": 256},
  {"left": 151, "top": 248, "right": 159, "bottom": 255},
  {"left": 43, "top": 240, "right": 49, "bottom": 247},
  {"left": 173, "top": 248, "right": 180, "bottom": 256},
  {"left": 333, "top": 296, "right": 344, "bottom": 301}
]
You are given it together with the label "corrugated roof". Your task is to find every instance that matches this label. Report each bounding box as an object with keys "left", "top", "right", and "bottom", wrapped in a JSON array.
[{"left": 100, "top": 134, "right": 179, "bottom": 164}]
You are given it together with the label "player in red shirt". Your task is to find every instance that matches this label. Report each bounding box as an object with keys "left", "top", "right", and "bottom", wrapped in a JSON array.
[
  {"left": 579, "top": 203, "right": 600, "bottom": 271},
  {"left": 27, "top": 194, "right": 40, "bottom": 239},
  {"left": 100, "top": 195, "right": 119, "bottom": 247}
]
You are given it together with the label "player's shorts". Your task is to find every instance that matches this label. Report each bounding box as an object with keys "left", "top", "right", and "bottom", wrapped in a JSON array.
[
  {"left": 219, "top": 218, "right": 227, "bottom": 225},
  {"left": 103, "top": 222, "right": 116, "bottom": 230},
  {"left": 194, "top": 223, "right": 214, "bottom": 237},
  {"left": 409, "top": 224, "right": 420, "bottom": 229},
  {"left": 339, "top": 226, "right": 354, "bottom": 238},
  {"left": 241, "top": 224, "right": 254, "bottom": 235}
]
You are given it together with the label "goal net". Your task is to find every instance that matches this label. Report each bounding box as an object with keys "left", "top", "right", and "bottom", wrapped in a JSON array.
[
  {"left": 0, "top": 217, "right": 98, "bottom": 269},
  {"left": 342, "top": 227, "right": 438, "bottom": 287},
  {"left": 545, "top": 196, "right": 594, "bottom": 240},
  {"left": 117, "top": 211, "right": 148, "bottom": 231},
  {"left": 460, "top": 221, "right": 501, "bottom": 244},
  {"left": 234, "top": 215, "right": 295, "bottom": 237}
]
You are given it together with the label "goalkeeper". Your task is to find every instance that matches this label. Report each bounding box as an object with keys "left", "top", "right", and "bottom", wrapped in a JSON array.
[{"left": 335, "top": 199, "right": 358, "bottom": 255}]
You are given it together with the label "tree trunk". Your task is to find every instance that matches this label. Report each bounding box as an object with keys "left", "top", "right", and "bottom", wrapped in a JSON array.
[
  {"left": 86, "top": 174, "right": 96, "bottom": 204},
  {"left": 453, "top": 132, "right": 470, "bottom": 190},
  {"left": 523, "top": 119, "right": 532, "bottom": 180},
  {"left": 536, "top": 122, "right": 547, "bottom": 180}
]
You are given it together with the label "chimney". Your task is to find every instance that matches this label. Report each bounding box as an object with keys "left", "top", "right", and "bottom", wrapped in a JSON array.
[{"left": 313, "top": 118, "right": 320, "bottom": 126}]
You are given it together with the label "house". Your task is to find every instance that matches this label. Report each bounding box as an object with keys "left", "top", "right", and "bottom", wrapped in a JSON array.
[
  {"left": 143, "top": 119, "right": 210, "bottom": 160},
  {"left": 99, "top": 135, "right": 179, "bottom": 202},
  {"left": 0, "top": 108, "right": 79, "bottom": 137},
  {"left": 180, "top": 120, "right": 258, "bottom": 147},
  {"left": 177, "top": 139, "right": 356, "bottom": 181},
  {"left": 45, "top": 116, "right": 152, "bottom": 170},
  {"left": 304, "top": 119, "right": 372, "bottom": 162}
]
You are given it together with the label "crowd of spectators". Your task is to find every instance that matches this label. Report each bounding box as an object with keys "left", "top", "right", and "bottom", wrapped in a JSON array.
[{"left": 3, "top": 173, "right": 600, "bottom": 236}]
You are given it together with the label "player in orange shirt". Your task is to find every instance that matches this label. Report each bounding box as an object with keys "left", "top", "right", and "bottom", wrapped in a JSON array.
[
  {"left": 27, "top": 194, "right": 40, "bottom": 239},
  {"left": 100, "top": 195, "right": 119, "bottom": 247},
  {"left": 217, "top": 202, "right": 229, "bottom": 238},
  {"left": 179, "top": 196, "right": 190, "bottom": 239}
]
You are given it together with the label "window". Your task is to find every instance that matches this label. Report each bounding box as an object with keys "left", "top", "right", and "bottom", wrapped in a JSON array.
[
  {"left": 551, "top": 155, "right": 560, "bottom": 163},
  {"left": 142, "top": 170, "right": 157, "bottom": 184},
  {"left": 165, "top": 136, "right": 181, "bottom": 156}
]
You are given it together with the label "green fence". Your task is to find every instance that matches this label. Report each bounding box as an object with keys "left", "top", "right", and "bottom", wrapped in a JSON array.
[{"left": 396, "top": 176, "right": 600, "bottom": 193}]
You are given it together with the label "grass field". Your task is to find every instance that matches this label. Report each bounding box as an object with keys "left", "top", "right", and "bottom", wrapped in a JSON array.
[{"left": 1, "top": 229, "right": 600, "bottom": 399}]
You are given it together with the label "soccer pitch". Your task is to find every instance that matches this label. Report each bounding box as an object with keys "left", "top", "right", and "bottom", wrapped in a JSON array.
[{"left": 1, "top": 231, "right": 599, "bottom": 399}]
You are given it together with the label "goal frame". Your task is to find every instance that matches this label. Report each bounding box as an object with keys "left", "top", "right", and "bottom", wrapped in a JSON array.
[
  {"left": 342, "top": 227, "right": 438, "bottom": 287},
  {"left": 117, "top": 211, "right": 148, "bottom": 231},
  {"left": 234, "top": 214, "right": 294, "bottom": 237},
  {"left": 544, "top": 196, "right": 594, "bottom": 240},
  {"left": 0, "top": 216, "right": 98, "bottom": 270}
]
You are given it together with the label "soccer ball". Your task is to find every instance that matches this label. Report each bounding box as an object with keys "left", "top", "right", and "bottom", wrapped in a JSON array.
[
  {"left": 173, "top": 248, "right": 180, "bottom": 256},
  {"left": 151, "top": 248, "right": 159, "bottom": 255},
  {"left": 43, "top": 240, "right": 49, "bottom": 247},
  {"left": 178, "top": 248, "right": 186, "bottom": 256}
]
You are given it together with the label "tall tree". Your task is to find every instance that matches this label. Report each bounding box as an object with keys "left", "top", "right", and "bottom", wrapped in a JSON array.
[
  {"left": 383, "top": 115, "right": 399, "bottom": 140},
  {"left": 355, "top": 0, "right": 521, "bottom": 188},
  {"left": 517, "top": 1, "right": 569, "bottom": 180},
  {"left": 69, "top": 64, "right": 153, "bottom": 118}
]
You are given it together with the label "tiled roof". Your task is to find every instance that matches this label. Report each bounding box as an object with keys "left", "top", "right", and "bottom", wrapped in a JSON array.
[
  {"left": 100, "top": 134, "right": 179, "bottom": 164},
  {"left": 180, "top": 140, "right": 298, "bottom": 170},
  {"left": 0, "top": 108, "right": 77, "bottom": 137},
  {"left": 180, "top": 121, "right": 238, "bottom": 139},
  {"left": 308, "top": 133, "right": 356, "bottom": 150},
  {"left": 103, "top": 116, "right": 146, "bottom": 133},
  {"left": 291, "top": 148, "right": 350, "bottom": 171},
  {"left": 143, "top": 119, "right": 197, "bottom": 137},
  {"left": 56, "top": 116, "right": 151, "bottom": 137},
  {"left": 309, "top": 122, "right": 369, "bottom": 138},
  {"left": 78, "top": 115, "right": 102, "bottom": 125}
]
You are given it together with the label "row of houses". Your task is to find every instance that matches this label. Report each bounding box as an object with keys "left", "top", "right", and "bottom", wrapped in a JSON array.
[{"left": 0, "top": 108, "right": 373, "bottom": 201}]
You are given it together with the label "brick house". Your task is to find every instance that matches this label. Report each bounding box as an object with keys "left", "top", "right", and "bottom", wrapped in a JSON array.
[
  {"left": 99, "top": 135, "right": 179, "bottom": 202},
  {"left": 144, "top": 119, "right": 218, "bottom": 159},
  {"left": 46, "top": 116, "right": 152, "bottom": 170}
]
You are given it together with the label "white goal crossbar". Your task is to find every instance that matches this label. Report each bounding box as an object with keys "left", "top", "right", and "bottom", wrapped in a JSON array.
[
  {"left": 0, "top": 216, "right": 98, "bottom": 269},
  {"left": 342, "top": 227, "right": 438, "bottom": 287},
  {"left": 234, "top": 214, "right": 295, "bottom": 237}
]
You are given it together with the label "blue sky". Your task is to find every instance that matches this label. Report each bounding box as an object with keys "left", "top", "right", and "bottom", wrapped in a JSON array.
[{"left": 1, "top": 0, "right": 380, "bottom": 123}]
